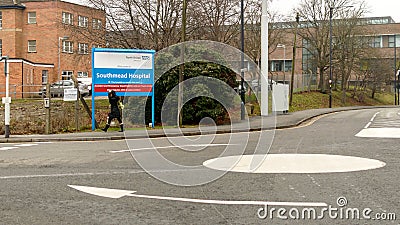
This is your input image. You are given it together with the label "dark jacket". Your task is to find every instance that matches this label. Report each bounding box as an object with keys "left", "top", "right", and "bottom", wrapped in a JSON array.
[{"left": 108, "top": 93, "right": 121, "bottom": 118}]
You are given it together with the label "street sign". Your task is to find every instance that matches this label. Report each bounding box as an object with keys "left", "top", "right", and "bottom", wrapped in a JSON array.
[
  {"left": 2, "top": 97, "right": 11, "bottom": 104},
  {"left": 92, "top": 49, "right": 155, "bottom": 97},
  {"left": 63, "top": 88, "right": 78, "bottom": 101},
  {"left": 91, "top": 48, "right": 156, "bottom": 130}
]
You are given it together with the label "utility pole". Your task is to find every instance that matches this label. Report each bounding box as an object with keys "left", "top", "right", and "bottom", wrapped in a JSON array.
[
  {"left": 178, "top": 0, "right": 187, "bottom": 127},
  {"left": 289, "top": 14, "right": 299, "bottom": 107},
  {"left": 395, "top": 34, "right": 397, "bottom": 105},
  {"left": 329, "top": 7, "right": 333, "bottom": 108},
  {"left": 240, "top": 0, "right": 246, "bottom": 120}
]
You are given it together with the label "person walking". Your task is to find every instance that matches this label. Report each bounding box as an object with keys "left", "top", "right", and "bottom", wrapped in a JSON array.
[{"left": 102, "top": 90, "right": 124, "bottom": 132}]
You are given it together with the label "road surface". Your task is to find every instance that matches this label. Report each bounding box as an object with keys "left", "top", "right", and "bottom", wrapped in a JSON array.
[{"left": 0, "top": 108, "right": 399, "bottom": 224}]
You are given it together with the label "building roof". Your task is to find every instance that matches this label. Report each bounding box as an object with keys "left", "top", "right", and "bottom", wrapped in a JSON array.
[
  {"left": 0, "top": 0, "right": 88, "bottom": 9},
  {"left": 0, "top": 0, "right": 25, "bottom": 8}
]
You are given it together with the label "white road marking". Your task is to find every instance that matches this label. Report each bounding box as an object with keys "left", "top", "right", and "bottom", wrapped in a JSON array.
[
  {"left": 356, "top": 111, "right": 400, "bottom": 138},
  {"left": 371, "top": 112, "right": 380, "bottom": 122},
  {"left": 0, "top": 147, "right": 19, "bottom": 151},
  {"left": 14, "top": 144, "right": 38, "bottom": 147},
  {"left": 356, "top": 128, "right": 400, "bottom": 138},
  {"left": 0, "top": 168, "right": 209, "bottom": 180},
  {"left": 110, "top": 144, "right": 237, "bottom": 153},
  {"left": 0, "top": 142, "right": 46, "bottom": 151},
  {"left": 203, "top": 154, "right": 386, "bottom": 174},
  {"left": 68, "top": 185, "right": 328, "bottom": 207},
  {"left": 364, "top": 112, "right": 380, "bottom": 129}
]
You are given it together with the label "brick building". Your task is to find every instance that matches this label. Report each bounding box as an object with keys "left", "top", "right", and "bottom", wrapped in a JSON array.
[
  {"left": 267, "top": 17, "right": 400, "bottom": 91},
  {"left": 0, "top": 0, "right": 105, "bottom": 98}
]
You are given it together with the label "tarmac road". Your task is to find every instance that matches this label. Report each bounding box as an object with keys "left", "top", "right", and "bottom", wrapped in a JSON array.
[{"left": 0, "top": 107, "right": 399, "bottom": 224}]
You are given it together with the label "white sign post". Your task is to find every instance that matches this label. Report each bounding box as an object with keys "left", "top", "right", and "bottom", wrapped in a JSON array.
[
  {"left": 260, "top": 0, "right": 269, "bottom": 116},
  {"left": 1, "top": 56, "right": 10, "bottom": 138}
]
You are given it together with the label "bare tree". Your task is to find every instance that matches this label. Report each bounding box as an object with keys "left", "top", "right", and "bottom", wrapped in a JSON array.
[
  {"left": 332, "top": 5, "right": 367, "bottom": 103},
  {"left": 355, "top": 55, "right": 393, "bottom": 101},
  {"left": 294, "top": 0, "right": 367, "bottom": 93},
  {"left": 188, "top": 0, "right": 241, "bottom": 44},
  {"left": 83, "top": 0, "right": 183, "bottom": 51}
]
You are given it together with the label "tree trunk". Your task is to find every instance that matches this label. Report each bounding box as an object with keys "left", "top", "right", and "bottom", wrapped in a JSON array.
[
  {"left": 371, "top": 84, "right": 376, "bottom": 99},
  {"left": 318, "top": 67, "right": 325, "bottom": 93}
]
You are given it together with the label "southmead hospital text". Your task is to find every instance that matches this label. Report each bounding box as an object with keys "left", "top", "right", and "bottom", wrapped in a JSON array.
[{"left": 96, "top": 72, "right": 151, "bottom": 80}]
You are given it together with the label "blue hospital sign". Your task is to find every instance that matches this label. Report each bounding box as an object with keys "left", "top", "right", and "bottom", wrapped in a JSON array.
[
  {"left": 92, "top": 49, "right": 155, "bottom": 96},
  {"left": 91, "top": 48, "right": 156, "bottom": 130}
]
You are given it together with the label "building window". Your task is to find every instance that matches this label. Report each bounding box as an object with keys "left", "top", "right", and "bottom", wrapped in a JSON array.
[
  {"left": 78, "top": 43, "right": 88, "bottom": 54},
  {"left": 284, "top": 60, "right": 292, "bottom": 72},
  {"left": 78, "top": 15, "right": 88, "bottom": 28},
  {"left": 28, "top": 12, "right": 36, "bottom": 24},
  {"left": 388, "top": 35, "right": 400, "bottom": 48},
  {"left": 62, "top": 71, "right": 73, "bottom": 80},
  {"left": 370, "top": 36, "right": 382, "bottom": 48},
  {"left": 42, "top": 70, "right": 48, "bottom": 84},
  {"left": 0, "top": 11, "right": 2, "bottom": 29},
  {"left": 28, "top": 40, "right": 37, "bottom": 53},
  {"left": 77, "top": 71, "right": 88, "bottom": 78},
  {"left": 63, "top": 41, "right": 73, "bottom": 53},
  {"left": 269, "top": 60, "right": 292, "bottom": 72},
  {"left": 269, "top": 61, "right": 281, "bottom": 72},
  {"left": 92, "top": 18, "right": 102, "bottom": 30},
  {"left": 62, "top": 12, "right": 73, "bottom": 25}
]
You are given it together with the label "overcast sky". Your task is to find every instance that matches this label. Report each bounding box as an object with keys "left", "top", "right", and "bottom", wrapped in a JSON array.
[
  {"left": 270, "top": 0, "right": 400, "bottom": 22},
  {"left": 65, "top": 0, "right": 400, "bottom": 23}
]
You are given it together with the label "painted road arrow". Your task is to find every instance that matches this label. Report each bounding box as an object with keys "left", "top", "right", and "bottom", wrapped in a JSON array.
[{"left": 68, "top": 185, "right": 328, "bottom": 207}]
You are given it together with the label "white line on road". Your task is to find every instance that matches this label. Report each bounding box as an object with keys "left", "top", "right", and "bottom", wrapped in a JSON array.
[
  {"left": 0, "top": 168, "right": 209, "bottom": 180},
  {"left": 371, "top": 112, "right": 380, "bottom": 122},
  {"left": 110, "top": 144, "right": 237, "bottom": 153},
  {"left": 14, "top": 144, "right": 38, "bottom": 147},
  {"left": 0, "top": 172, "right": 118, "bottom": 179},
  {"left": 0, "top": 147, "right": 19, "bottom": 151},
  {"left": 364, "top": 112, "right": 380, "bottom": 129}
]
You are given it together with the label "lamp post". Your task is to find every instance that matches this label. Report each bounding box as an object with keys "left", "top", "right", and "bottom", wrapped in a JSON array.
[
  {"left": 240, "top": 0, "right": 245, "bottom": 120},
  {"left": 329, "top": 5, "right": 353, "bottom": 108},
  {"left": 289, "top": 14, "right": 300, "bottom": 107},
  {"left": 329, "top": 7, "right": 334, "bottom": 108},
  {"left": 395, "top": 34, "right": 397, "bottom": 105},
  {"left": 277, "top": 44, "right": 286, "bottom": 83},
  {"left": 58, "top": 36, "right": 69, "bottom": 81}
]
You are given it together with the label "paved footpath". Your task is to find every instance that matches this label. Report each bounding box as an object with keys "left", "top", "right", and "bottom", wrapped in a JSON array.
[{"left": 0, "top": 106, "right": 397, "bottom": 143}]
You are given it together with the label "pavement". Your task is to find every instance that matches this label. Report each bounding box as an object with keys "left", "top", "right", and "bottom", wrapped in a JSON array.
[{"left": 0, "top": 106, "right": 397, "bottom": 143}]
